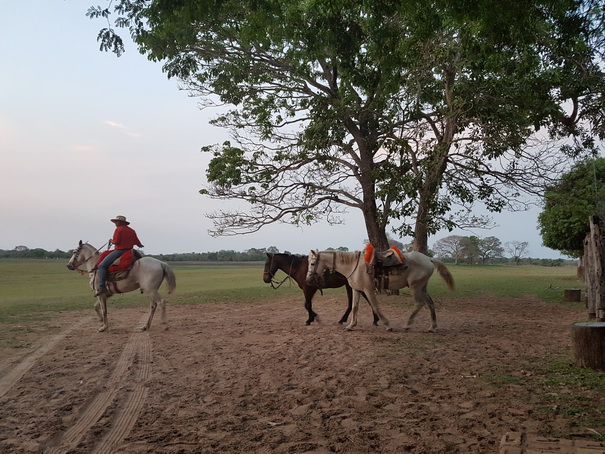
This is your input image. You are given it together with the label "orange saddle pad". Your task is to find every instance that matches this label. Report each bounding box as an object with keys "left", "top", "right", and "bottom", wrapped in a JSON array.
[{"left": 96, "top": 249, "right": 134, "bottom": 272}]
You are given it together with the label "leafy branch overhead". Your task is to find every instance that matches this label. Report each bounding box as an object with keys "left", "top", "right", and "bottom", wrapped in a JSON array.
[{"left": 89, "top": 0, "right": 605, "bottom": 252}]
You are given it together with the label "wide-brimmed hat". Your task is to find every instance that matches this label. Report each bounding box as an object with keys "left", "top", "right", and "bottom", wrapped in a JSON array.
[{"left": 111, "top": 215, "right": 130, "bottom": 225}]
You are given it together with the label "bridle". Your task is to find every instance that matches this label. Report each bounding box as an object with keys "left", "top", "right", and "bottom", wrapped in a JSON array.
[
  {"left": 68, "top": 242, "right": 106, "bottom": 275},
  {"left": 264, "top": 254, "right": 294, "bottom": 289}
]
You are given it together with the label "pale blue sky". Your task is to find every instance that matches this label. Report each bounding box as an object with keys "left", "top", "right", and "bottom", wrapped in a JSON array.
[{"left": 0, "top": 1, "right": 569, "bottom": 258}]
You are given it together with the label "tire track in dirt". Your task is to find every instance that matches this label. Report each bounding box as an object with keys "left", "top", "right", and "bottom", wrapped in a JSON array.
[
  {"left": 46, "top": 314, "right": 152, "bottom": 454},
  {"left": 0, "top": 316, "right": 92, "bottom": 399}
]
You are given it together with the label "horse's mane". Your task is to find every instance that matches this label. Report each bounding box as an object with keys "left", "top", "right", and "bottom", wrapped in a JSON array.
[{"left": 330, "top": 250, "right": 360, "bottom": 266}]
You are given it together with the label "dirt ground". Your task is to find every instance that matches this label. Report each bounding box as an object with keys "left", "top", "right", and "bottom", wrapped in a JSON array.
[{"left": 0, "top": 291, "right": 599, "bottom": 453}]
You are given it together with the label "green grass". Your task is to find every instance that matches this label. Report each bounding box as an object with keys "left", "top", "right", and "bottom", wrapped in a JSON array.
[
  {"left": 430, "top": 264, "right": 581, "bottom": 304},
  {"left": 0, "top": 260, "right": 583, "bottom": 321},
  {"left": 0, "top": 260, "right": 304, "bottom": 321}
]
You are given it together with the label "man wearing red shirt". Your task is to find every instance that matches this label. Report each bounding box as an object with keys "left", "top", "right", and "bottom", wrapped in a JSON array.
[{"left": 95, "top": 215, "right": 144, "bottom": 296}]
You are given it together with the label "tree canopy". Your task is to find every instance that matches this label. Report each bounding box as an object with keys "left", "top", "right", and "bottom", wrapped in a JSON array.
[
  {"left": 538, "top": 157, "right": 605, "bottom": 257},
  {"left": 89, "top": 0, "right": 605, "bottom": 252}
]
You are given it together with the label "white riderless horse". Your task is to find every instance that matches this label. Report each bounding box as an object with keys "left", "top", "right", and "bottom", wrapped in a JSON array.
[
  {"left": 306, "top": 248, "right": 455, "bottom": 332},
  {"left": 67, "top": 241, "right": 176, "bottom": 332}
]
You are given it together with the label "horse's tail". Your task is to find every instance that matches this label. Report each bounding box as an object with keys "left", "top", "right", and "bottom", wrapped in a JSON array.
[
  {"left": 162, "top": 262, "right": 177, "bottom": 295},
  {"left": 431, "top": 258, "right": 455, "bottom": 291}
]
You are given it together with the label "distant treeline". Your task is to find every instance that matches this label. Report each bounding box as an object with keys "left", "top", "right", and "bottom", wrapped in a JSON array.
[
  {"left": 436, "top": 256, "right": 571, "bottom": 267},
  {"left": 0, "top": 246, "right": 572, "bottom": 266},
  {"left": 0, "top": 246, "right": 283, "bottom": 262}
]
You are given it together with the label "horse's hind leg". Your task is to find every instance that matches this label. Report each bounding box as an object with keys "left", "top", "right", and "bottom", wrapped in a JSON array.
[
  {"left": 405, "top": 286, "right": 437, "bottom": 333},
  {"left": 404, "top": 302, "right": 424, "bottom": 332},
  {"left": 425, "top": 293, "right": 438, "bottom": 333},
  {"left": 141, "top": 292, "right": 160, "bottom": 331}
]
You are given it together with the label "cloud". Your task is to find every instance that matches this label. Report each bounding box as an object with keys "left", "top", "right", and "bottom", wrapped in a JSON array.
[{"left": 104, "top": 120, "right": 141, "bottom": 138}]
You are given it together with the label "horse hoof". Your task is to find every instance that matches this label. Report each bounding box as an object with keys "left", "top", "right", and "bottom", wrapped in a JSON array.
[
  {"left": 140, "top": 326, "right": 149, "bottom": 331},
  {"left": 98, "top": 327, "right": 107, "bottom": 332}
]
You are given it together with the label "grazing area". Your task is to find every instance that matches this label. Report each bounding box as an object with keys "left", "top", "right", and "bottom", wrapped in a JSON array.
[{"left": 1, "top": 260, "right": 604, "bottom": 453}]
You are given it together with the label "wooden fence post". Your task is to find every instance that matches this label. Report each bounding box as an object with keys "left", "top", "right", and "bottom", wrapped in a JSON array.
[
  {"left": 573, "top": 215, "right": 605, "bottom": 370},
  {"left": 583, "top": 215, "right": 605, "bottom": 320}
]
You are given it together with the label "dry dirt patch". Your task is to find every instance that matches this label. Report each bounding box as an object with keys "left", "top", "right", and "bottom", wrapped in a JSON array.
[{"left": 0, "top": 294, "right": 595, "bottom": 453}]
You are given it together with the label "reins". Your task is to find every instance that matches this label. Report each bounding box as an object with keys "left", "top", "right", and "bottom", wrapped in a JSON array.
[
  {"left": 267, "top": 254, "right": 294, "bottom": 289},
  {"left": 72, "top": 242, "right": 107, "bottom": 275}
]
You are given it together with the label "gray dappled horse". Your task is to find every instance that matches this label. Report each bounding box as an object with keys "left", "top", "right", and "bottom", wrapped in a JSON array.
[
  {"left": 67, "top": 241, "right": 176, "bottom": 332},
  {"left": 306, "top": 249, "right": 454, "bottom": 332}
]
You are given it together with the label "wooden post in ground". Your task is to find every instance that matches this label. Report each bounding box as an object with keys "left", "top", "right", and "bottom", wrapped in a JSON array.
[
  {"left": 583, "top": 215, "right": 605, "bottom": 320},
  {"left": 573, "top": 215, "right": 605, "bottom": 370}
]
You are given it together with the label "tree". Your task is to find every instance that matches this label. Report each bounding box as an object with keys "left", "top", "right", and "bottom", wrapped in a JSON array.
[
  {"left": 460, "top": 236, "right": 481, "bottom": 265},
  {"left": 505, "top": 241, "right": 530, "bottom": 265},
  {"left": 89, "top": 0, "right": 605, "bottom": 252},
  {"left": 538, "top": 157, "right": 605, "bottom": 257},
  {"left": 433, "top": 235, "right": 467, "bottom": 264},
  {"left": 476, "top": 236, "right": 504, "bottom": 264}
]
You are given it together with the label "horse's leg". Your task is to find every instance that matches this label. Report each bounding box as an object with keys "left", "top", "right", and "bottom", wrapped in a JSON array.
[
  {"left": 141, "top": 291, "right": 159, "bottom": 331},
  {"left": 159, "top": 297, "right": 167, "bottom": 326},
  {"left": 98, "top": 296, "right": 109, "bottom": 332},
  {"left": 338, "top": 285, "right": 353, "bottom": 324},
  {"left": 344, "top": 290, "right": 361, "bottom": 331},
  {"left": 364, "top": 293, "right": 391, "bottom": 331},
  {"left": 405, "top": 285, "right": 437, "bottom": 332},
  {"left": 361, "top": 291, "right": 380, "bottom": 326},
  {"left": 425, "top": 292, "right": 438, "bottom": 333},
  {"left": 93, "top": 299, "right": 103, "bottom": 322},
  {"left": 303, "top": 288, "right": 319, "bottom": 325}
]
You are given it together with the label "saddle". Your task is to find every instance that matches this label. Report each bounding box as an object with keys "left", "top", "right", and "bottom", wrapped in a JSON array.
[
  {"left": 364, "top": 244, "right": 408, "bottom": 290},
  {"left": 96, "top": 249, "right": 143, "bottom": 281}
]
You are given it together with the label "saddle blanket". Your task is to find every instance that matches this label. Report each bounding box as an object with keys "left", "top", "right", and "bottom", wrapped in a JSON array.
[{"left": 96, "top": 249, "right": 134, "bottom": 273}]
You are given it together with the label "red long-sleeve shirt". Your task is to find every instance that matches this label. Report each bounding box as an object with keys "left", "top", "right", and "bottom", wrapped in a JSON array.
[{"left": 112, "top": 225, "right": 143, "bottom": 250}]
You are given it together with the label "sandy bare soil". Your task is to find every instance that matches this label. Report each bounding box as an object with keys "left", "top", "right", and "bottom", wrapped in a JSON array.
[{"left": 0, "top": 291, "right": 597, "bottom": 453}]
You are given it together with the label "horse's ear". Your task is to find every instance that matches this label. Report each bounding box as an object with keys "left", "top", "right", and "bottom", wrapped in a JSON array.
[
  {"left": 266, "top": 252, "right": 271, "bottom": 258},
  {"left": 79, "top": 240, "right": 83, "bottom": 246}
]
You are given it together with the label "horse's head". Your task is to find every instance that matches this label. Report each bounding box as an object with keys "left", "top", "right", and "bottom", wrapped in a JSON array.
[
  {"left": 263, "top": 253, "right": 276, "bottom": 284},
  {"left": 305, "top": 250, "right": 325, "bottom": 287},
  {"left": 66, "top": 241, "right": 97, "bottom": 272}
]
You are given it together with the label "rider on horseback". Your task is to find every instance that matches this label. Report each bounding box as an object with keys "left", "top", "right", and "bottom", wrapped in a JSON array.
[{"left": 95, "top": 215, "right": 144, "bottom": 297}]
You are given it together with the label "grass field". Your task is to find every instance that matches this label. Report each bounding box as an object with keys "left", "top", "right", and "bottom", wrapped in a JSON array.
[{"left": 0, "top": 259, "right": 583, "bottom": 322}]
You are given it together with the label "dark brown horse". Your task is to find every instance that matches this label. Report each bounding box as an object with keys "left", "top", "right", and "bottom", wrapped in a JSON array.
[{"left": 263, "top": 253, "right": 378, "bottom": 326}]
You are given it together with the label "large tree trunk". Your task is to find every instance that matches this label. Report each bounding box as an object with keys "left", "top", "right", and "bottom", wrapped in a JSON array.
[
  {"left": 413, "top": 203, "right": 430, "bottom": 254},
  {"left": 412, "top": 73, "right": 458, "bottom": 255},
  {"left": 363, "top": 207, "right": 389, "bottom": 250}
]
